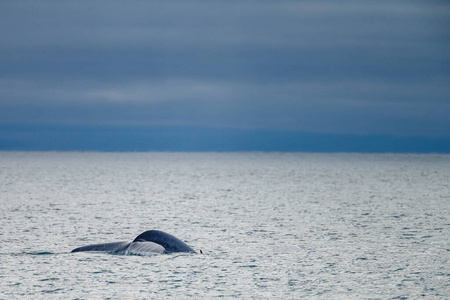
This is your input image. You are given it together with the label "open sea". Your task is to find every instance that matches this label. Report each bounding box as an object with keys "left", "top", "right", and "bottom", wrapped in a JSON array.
[{"left": 0, "top": 152, "right": 449, "bottom": 299}]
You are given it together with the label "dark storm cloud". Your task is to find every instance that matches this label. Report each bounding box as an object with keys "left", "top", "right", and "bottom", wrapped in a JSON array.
[{"left": 0, "top": 0, "right": 449, "bottom": 139}]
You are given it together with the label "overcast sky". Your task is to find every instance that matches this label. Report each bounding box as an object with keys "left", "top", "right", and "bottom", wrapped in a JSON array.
[{"left": 0, "top": 1, "right": 449, "bottom": 151}]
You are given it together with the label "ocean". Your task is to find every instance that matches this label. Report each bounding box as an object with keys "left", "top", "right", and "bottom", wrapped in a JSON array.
[{"left": 0, "top": 152, "right": 449, "bottom": 298}]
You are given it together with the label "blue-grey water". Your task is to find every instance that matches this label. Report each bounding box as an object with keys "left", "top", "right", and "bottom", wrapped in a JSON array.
[{"left": 0, "top": 152, "right": 449, "bottom": 298}]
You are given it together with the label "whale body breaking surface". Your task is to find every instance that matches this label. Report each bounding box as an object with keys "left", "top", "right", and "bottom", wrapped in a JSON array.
[{"left": 71, "top": 230, "right": 195, "bottom": 255}]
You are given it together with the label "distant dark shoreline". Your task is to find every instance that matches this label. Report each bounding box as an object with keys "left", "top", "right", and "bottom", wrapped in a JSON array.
[{"left": 1, "top": 124, "right": 449, "bottom": 153}]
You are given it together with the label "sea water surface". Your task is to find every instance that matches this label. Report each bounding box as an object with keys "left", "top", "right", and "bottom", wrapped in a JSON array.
[{"left": 0, "top": 152, "right": 449, "bottom": 298}]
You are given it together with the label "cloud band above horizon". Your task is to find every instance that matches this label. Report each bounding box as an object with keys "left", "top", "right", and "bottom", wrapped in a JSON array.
[{"left": 0, "top": 1, "right": 449, "bottom": 151}]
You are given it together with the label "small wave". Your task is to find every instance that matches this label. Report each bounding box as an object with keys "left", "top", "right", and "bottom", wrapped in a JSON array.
[
  {"left": 1, "top": 251, "right": 57, "bottom": 256},
  {"left": 25, "top": 251, "right": 55, "bottom": 255},
  {"left": 39, "top": 277, "right": 60, "bottom": 282},
  {"left": 41, "top": 288, "right": 64, "bottom": 294}
]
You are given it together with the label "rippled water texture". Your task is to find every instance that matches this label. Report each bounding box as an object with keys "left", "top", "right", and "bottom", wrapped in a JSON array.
[{"left": 1, "top": 152, "right": 449, "bottom": 298}]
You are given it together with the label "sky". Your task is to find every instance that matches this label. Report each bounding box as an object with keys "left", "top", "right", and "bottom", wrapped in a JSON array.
[{"left": 0, "top": 0, "right": 449, "bottom": 152}]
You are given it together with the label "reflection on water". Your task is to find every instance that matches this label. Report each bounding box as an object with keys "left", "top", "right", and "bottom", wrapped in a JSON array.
[{"left": 0, "top": 152, "right": 449, "bottom": 298}]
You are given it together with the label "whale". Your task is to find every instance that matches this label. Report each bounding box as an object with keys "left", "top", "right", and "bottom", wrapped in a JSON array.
[{"left": 71, "top": 230, "right": 195, "bottom": 255}]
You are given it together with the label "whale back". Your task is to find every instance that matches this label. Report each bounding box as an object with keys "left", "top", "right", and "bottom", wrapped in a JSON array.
[{"left": 132, "top": 230, "right": 194, "bottom": 253}]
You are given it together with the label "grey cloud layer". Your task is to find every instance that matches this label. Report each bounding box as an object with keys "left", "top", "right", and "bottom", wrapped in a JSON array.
[{"left": 0, "top": 0, "right": 449, "bottom": 137}]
